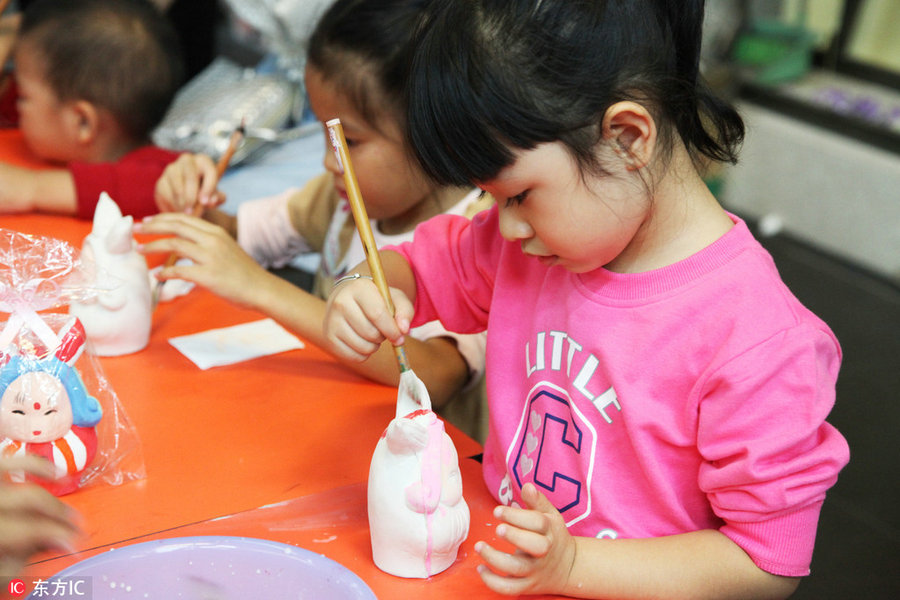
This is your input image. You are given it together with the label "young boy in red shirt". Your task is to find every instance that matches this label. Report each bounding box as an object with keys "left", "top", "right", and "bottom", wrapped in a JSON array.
[{"left": 0, "top": 0, "right": 185, "bottom": 219}]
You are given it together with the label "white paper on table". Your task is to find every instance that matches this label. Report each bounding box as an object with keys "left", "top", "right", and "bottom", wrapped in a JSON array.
[{"left": 168, "top": 318, "right": 305, "bottom": 369}]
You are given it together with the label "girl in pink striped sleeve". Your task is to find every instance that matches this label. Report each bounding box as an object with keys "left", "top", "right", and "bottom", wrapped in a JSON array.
[{"left": 324, "top": 0, "right": 849, "bottom": 598}]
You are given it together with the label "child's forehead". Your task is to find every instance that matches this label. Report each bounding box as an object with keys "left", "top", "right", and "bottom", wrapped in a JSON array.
[
  {"left": 12, "top": 46, "right": 55, "bottom": 90},
  {"left": 477, "top": 145, "right": 545, "bottom": 184},
  {"left": 307, "top": 62, "right": 402, "bottom": 130}
]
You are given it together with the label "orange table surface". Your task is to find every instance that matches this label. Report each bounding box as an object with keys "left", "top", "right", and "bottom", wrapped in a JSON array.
[
  {"left": 19, "top": 458, "right": 560, "bottom": 600},
  {"left": 1, "top": 214, "right": 509, "bottom": 597}
]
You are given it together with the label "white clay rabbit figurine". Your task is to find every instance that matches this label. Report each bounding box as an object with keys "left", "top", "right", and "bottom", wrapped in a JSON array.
[
  {"left": 69, "top": 192, "right": 152, "bottom": 356},
  {"left": 368, "top": 371, "right": 470, "bottom": 578}
]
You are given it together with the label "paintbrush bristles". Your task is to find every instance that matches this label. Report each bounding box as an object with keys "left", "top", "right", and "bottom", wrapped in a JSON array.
[{"left": 326, "top": 118, "right": 410, "bottom": 372}]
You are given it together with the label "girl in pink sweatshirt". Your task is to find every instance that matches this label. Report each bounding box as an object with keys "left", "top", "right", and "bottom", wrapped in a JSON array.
[{"left": 324, "top": 1, "right": 849, "bottom": 597}]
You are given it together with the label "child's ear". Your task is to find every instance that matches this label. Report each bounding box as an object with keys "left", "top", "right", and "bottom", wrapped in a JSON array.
[
  {"left": 601, "top": 101, "right": 656, "bottom": 170},
  {"left": 69, "top": 100, "right": 100, "bottom": 144}
]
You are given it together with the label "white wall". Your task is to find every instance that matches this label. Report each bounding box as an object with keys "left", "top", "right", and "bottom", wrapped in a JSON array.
[{"left": 721, "top": 101, "right": 900, "bottom": 281}]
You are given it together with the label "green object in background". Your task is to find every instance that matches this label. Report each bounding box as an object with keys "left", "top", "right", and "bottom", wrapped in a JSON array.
[
  {"left": 733, "top": 19, "right": 816, "bottom": 84},
  {"left": 704, "top": 175, "right": 724, "bottom": 201}
]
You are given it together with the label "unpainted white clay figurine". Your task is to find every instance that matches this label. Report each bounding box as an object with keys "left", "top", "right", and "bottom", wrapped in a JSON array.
[
  {"left": 367, "top": 371, "right": 470, "bottom": 578},
  {"left": 69, "top": 192, "right": 152, "bottom": 356}
]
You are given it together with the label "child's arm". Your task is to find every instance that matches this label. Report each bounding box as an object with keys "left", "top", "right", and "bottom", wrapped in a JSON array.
[
  {"left": 135, "top": 219, "right": 468, "bottom": 406},
  {"left": 0, "top": 162, "right": 78, "bottom": 215},
  {"left": 477, "top": 483, "right": 800, "bottom": 600},
  {"left": 0, "top": 455, "right": 80, "bottom": 582}
]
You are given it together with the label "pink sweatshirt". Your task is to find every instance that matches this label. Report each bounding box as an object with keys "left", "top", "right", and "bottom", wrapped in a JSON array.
[{"left": 393, "top": 207, "right": 849, "bottom": 577}]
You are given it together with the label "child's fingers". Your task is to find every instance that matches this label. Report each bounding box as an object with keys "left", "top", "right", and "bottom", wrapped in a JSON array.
[
  {"left": 325, "top": 289, "right": 409, "bottom": 361},
  {"left": 0, "top": 513, "right": 78, "bottom": 556},
  {"left": 328, "top": 335, "right": 377, "bottom": 363},
  {"left": 495, "top": 503, "right": 551, "bottom": 536},
  {"left": 0, "top": 484, "right": 81, "bottom": 539},
  {"left": 520, "top": 482, "right": 557, "bottom": 512},
  {"left": 388, "top": 288, "right": 414, "bottom": 335},
  {"left": 137, "top": 212, "right": 218, "bottom": 236},
  {"left": 0, "top": 454, "right": 57, "bottom": 481},
  {"left": 155, "top": 154, "right": 218, "bottom": 213},
  {"left": 343, "top": 286, "right": 398, "bottom": 342},
  {"left": 155, "top": 155, "right": 194, "bottom": 213},
  {"left": 475, "top": 540, "right": 533, "bottom": 578},
  {"left": 341, "top": 308, "right": 388, "bottom": 348},
  {"left": 477, "top": 564, "right": 529, "bottom": 596},
  {"left": 334, "top": 281, "right": 407, "bottom": 343},
  {"left": 140, "top": 240, "right": 206, "bottom": 276},
  {"left": 135, "top": 214, "right": 221, "bottom": 257},
  {"left": 362, "top": 287, "right": 408, "bottom": 345},
  {"left": 200, "top": 190, "right": 227, "bottom": 209},
  {"left": 496, "top": 520, "right": 552, "bottom": 557},
  {"left": 187, "top": 157, "right": 222, "bottom": 211},
  {"left": 329, "top": 318, "right": 384, "bottom": 361},
  {"left": 172, "top": 154, "right": 216, "bottom": 210},
  {"left": 327, "top": 297, "right": 388, "bottom": 354},
  {"left": 154, "top": 175, "right": 177, "bottom": 213}
]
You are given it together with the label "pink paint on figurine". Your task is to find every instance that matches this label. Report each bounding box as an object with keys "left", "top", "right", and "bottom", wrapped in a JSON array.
[
  {"left": 367, "top": 371, "right": 470, "bottom": 578},
  {"left": 0, "top": 317, "right": 103, "bottom": 495},
  {"left": 69, "top": 192, "right": 152, "bottom": 356}
]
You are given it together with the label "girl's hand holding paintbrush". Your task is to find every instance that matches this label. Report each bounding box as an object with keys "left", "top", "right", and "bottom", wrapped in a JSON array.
[
  {"left": 153, "top": 152, "right": 228, "bottom": 215},
  {"left": 139, "top": 124, "right": 244, "bottom": 302},
  {"left": 323, "top": 117, "right": 432, "bottom": 408},
  {"left": 322, "top": 118, "right": 417, "bottom": 364},
  {"left": 154, "top": 122, "right": 244, "bottom": 217},
  {"left": 325, "top": 251, "right": 417, "bottom": 361}
]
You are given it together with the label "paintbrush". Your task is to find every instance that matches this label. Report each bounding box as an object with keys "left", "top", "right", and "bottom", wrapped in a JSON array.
[
  {"left": 152, "top": 120, "right": 244, "bottom": 306},
  {"left": 325, "top": 118, "right": 411, "bottom": 370},
  {"left": 326, "top": 118, "right": 429, "bottom": 407}
]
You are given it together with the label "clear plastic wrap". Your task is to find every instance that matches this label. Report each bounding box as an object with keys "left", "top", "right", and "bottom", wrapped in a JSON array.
[{"left": 0, "top": 229, "right": 145, "bottom": 495}]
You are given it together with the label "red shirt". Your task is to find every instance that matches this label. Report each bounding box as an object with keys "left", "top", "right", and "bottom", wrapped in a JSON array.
[
  {"left": 70, "top": 145, "right": 182, "bottom": 220},
  {"left": 0, "top": 78, "right": 19, "bottom": 128}
]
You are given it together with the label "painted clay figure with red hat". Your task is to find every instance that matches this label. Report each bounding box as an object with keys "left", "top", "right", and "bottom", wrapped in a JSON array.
[{"left": 0, "top": 317, "right": 102, "bottom": 495}]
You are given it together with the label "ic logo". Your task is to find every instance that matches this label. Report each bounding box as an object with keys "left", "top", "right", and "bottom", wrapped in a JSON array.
[{"left": 7, "top": 578, "right": 26, "bottom": 596}]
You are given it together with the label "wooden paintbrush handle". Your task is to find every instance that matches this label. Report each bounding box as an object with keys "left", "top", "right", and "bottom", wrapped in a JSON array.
[
  {"left": 326, "top": 119, "right": 410, "bottom": 372},
  {"left": 215, "top": 126, "right": 244, "bottom": 179}
]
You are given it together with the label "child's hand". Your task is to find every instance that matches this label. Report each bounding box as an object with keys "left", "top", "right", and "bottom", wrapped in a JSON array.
[
  {"left": 475, "top": 483, "right": 577, "bottom": 596},
  {"left": 0, "top": 455, "right": 80, "bottom": 577},
  {"left": 154, "top": 153, "right": 224, "bottom": 214},
  {"left": 324, "top": 276, "right": 413, "bottom": 362},
  {"left": 135, "top": 213, "right": 264, "bottom": 306}
]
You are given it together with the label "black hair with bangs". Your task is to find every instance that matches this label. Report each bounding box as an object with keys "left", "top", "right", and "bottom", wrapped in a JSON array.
[{"left": 407, "top": 0, "right": 745, "bottom": 187}]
